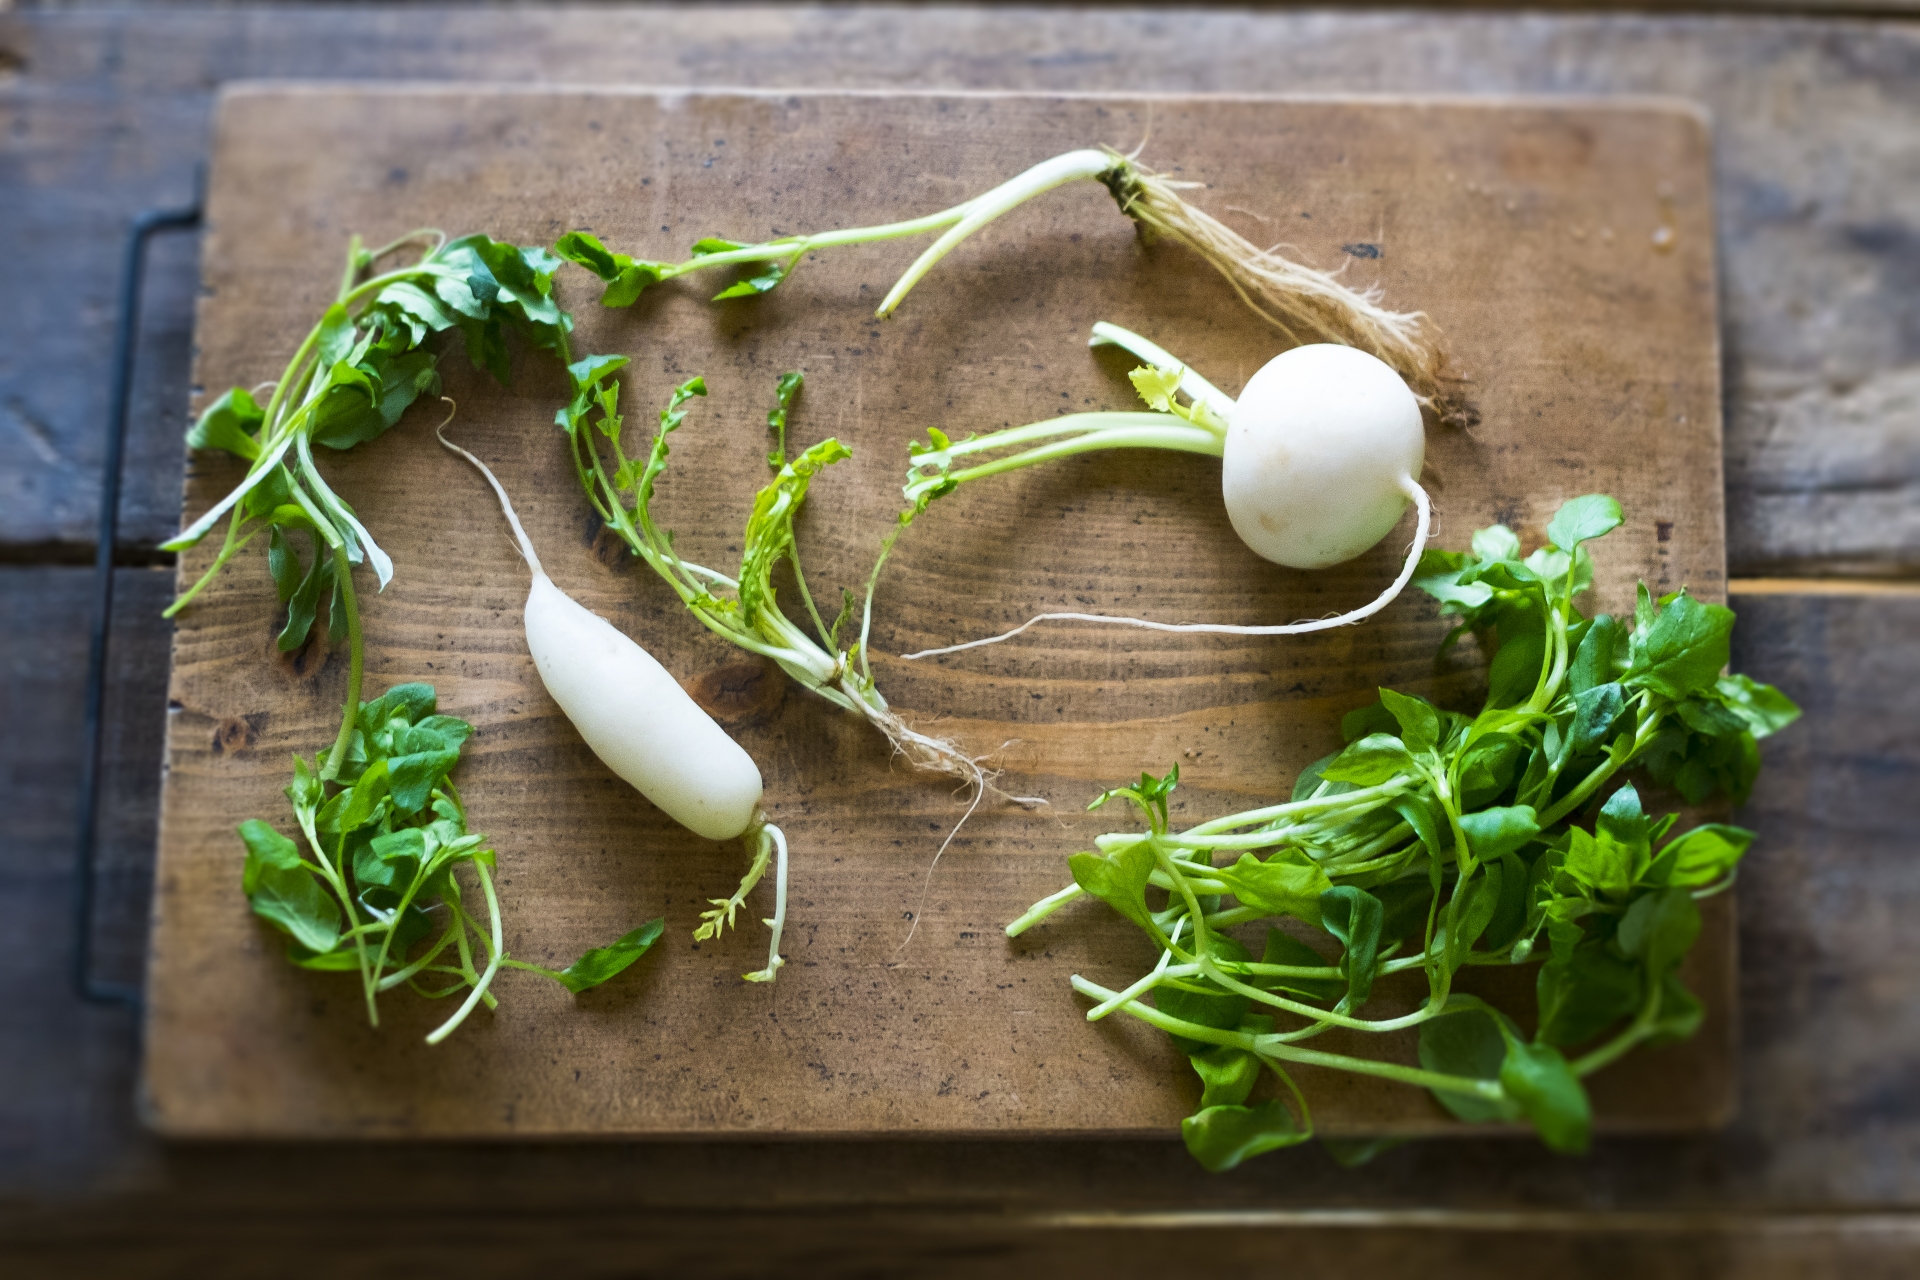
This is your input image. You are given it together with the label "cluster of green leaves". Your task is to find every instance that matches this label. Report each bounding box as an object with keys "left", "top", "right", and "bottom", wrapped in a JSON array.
[
  {"left": 174, "top": 229, "right": 571, "bottom": 571},
  {"left": 239, "top": 682, "right": 662, "bottom": 1043},
  {"left": 558, "top": 360, "right": 886, "bottom": 715},
  {"left": 1023, "top": 495, "right": 1799, "bottom": 1171},
  {"left": 553, "top": 229, "right": 797, "bottom": 307}
]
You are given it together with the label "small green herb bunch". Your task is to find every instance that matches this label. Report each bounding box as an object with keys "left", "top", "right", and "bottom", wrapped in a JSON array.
[
  {"left": 240, "top": 682, "right": 663, "bottom": 1043},
  {"left": 1010, "top": 495, "right": 1799, "bottom": 1170},
  {"left": 171, "top": 229, "right": 573, "bottom": 779},
  {"left": 170, "top": 232, "right": 662, "bottom": 1041}
]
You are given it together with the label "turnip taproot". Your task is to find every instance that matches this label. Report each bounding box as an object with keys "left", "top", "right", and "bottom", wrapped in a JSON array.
[
  {"left": 440, "top": 426, "right": 791, "bottom": 983},
  {"left": 886, "top": 323, "right": 1434, "bottom": 660}
]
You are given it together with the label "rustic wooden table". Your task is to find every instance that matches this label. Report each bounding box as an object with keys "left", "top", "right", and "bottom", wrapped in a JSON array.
[{"left": 2, "top": 7, "right": 1916, "bottom": 1276}]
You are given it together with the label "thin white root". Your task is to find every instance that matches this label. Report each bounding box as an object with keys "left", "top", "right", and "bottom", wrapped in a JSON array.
[
  {"left": 903, "top": 478, "right": 1433, "bottom": 660},
  {"left": 436, "top": 410, "right": 545, "bottom": 576},
  {"left": 743, "top": 824, "right": 788, "bottom": 983},
  {"left": 1105, "top": 155, "right": 1467, "bottom": 424}
]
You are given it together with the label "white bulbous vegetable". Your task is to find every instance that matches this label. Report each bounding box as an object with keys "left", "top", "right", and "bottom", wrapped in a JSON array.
[
  {"left": 522, "top": 572, "right": 763, "bottom": 842},
  {"left": 1223, "top": 343, "right": 1426, "bottom": 570},
  {"left": 441, "top": 426, "right": 790, "bottom": 983}
]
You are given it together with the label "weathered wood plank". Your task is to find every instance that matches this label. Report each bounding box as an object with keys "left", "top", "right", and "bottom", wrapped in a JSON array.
[
  {"left": 5, "top": 1203, "right": 1920, "bottom": 1280},
  {"left": 0, "top": 9, "right": 1917, "bottom": 573}
]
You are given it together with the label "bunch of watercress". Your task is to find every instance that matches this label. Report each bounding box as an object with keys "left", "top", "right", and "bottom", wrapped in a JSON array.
[
  {"left": 240, "top": 682, "right": 663, "bottom": 1043},
  {"left": 174, "top": 232, "right": 661, "bottom": 1040},
  {"left": 1009, "top": 495, "right": 1798, "bottom": 1170},
  {"left": 170, "top": 229, "right": 573, "bottom": 779}
]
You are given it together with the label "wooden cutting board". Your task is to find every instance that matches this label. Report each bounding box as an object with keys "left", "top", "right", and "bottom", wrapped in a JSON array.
[{"left": 145, "top": 87, "right": 1730, "bottom": 1138}]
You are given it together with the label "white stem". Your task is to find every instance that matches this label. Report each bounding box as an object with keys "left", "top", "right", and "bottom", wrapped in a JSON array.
[
  {"left": 744, "top": 823, "right": 788, "bottom": 983},
  {"left": 877, "top": 149, "right": 1115, "bottom": 318},
  {"left": 1089, "top": 321, "right": 1236, "bottom": 419},
  {"left": 903, "top": 478, "right": 1432, "bottom": 660},
  {"left": 437, "top": 416, "right": 544, "bottom": 577}
]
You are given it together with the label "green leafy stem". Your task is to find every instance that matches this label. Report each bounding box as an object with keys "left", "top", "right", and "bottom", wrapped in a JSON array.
[
  {"left": 1010, "top": 495, "right": 1800, "bottom": 1169},
  {"left": 551, "top": 348, "right": 1024, "bottom": 807},
  {"left": 552, "top": 148, "right": 1120, "bottom": 317}
]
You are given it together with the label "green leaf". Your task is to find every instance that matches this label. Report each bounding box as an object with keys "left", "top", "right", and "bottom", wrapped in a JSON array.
[
  {"left": 1189, "top": 1046, "right": 1262, "bottom": 1109},
  {"left": 238, "top": 819, "right": 303, "bottom": 894},
  {"left": 185, "top": 387, "right": 264, "bottom": 459},
  {"left": 239, "top": 820, "right": 340, "bottom": 954},
  {"left": 315, "top": 303, "right": 356, "bottom": 367},
  {"left": 1628, "top": 590, "right": 1735, "bottom": 700},
  {"left": 766, "top": 370, "right": 803, "bottom": 468},
  {"left": 1376, "top": 879, "right": 1436, "bottom": 946},
  {"left": 1180, "top": 1100, "right": 1310, "bottom": 1172},
  {"left": 358, "top": 684, "right": 438, "bottom": 738},
  {"left": 603, "top": 259, "right": 665, "bottom": 307},
  {"left": 1471, "top": 523, "right": 1522, "bottom": 562},
  {"left": 1547, "top": 494, "right": 1624, "bottom": 552},
  {"left": 266, "top": 526, "right": 302, "bottom": 605},
  {"left": 566, "top": 352, "right": 629, "bottom": 398},
  {"left": 1713, "top": 673, "right": 1801, "bottom": 739},
  {"left": 1393, "top": 795, "right": 1446, "bottom": 859},
  {"left": 1417, "top": 1006, "right": 1520, "bottom": 1124},
  {"left": 1569, "top": 682, "right": 1626, "bottom": 752},
  {"left": 1486, "top": 628, "right": 1548, "bottom": 709},
  {"left": 1645, "top": 971, "right": 1705, "bottom": 1045},
  {"left": 1481, "top": 853, "right": 1532, "bottom": 954},
  {"left": 374, "top": 281, "right": 456, "bottom": 342},
  {"left": 1537, "top": 926, "right": 1642, "bottom": 1047},
  {"left": 1213, "top": 849, "right": 1333, "bottom": 924},
  {"left": 1617, "top": 887, "right": 1701, "bottom": 981},
  {"left": 1068, "top": 840, "right": 1158, "bottom": 935},
  {"left": 1569, "top": 615, "right": 1623, "bottom": 694},
  {"left": 553, "top": 918, "right": 666, "bottom": 993},
  {"left": 1597, "top": 782, "right": 1652, "bottom": 846},
  {"left": 1320, "top": 733, "right": 1413, "bottom": 786},
  {"left": 357, "top": 827, "right": 426, "bottom": 891},
  {"left": 1562, "top": 826, "right": 1634, "bottom": 900},
  {"left": 310, "top": 348, "right": 442, "bottom": 451},
  {"left": 1257, "top": 929, "right": 1345, "bottom": 1001},
  {"left": 387, "top": 748, "right": 460, "bottom": 814},
  {"left": 276, "top": 541, "right": 332, "bottom": 652},
  {"left": 1496, "top": 1024, "right": 1591, "bottom": 1153},
  {"left": 712, "top": 258, "right": 790, "bottom": 300},
  {"left": 1648, "top": 823, "right": 1753, "bottom": 888},
  {"left": 1458, "top": 805, "right": 1540, "bottom": 865},
  {"left": 1378, "top": 688, "right": 1441, "bottom": 753},
  {"left": 1319, "top": 886, "right": 1383, "bottom": 1006},
  {"left": 554, "top": 230, "right": 623, "bottom": 279},
  {"left": 1339, "top": 700, "right": 1400, "bottom": 745}
]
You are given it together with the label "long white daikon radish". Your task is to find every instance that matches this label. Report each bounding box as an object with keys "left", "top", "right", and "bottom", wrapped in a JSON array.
[{"left": 440, "top": 426, "right": 788, "bottom": 982}]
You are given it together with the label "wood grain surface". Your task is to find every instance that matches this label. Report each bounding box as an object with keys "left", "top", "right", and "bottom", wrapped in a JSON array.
[{"left": 143, "top": 87, "right": 1732, "bottom": 1138}]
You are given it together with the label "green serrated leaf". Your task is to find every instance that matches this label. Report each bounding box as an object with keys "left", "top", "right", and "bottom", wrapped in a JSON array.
[{"left": 553, "top": 918, "right": 666, "bottom": 993}]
